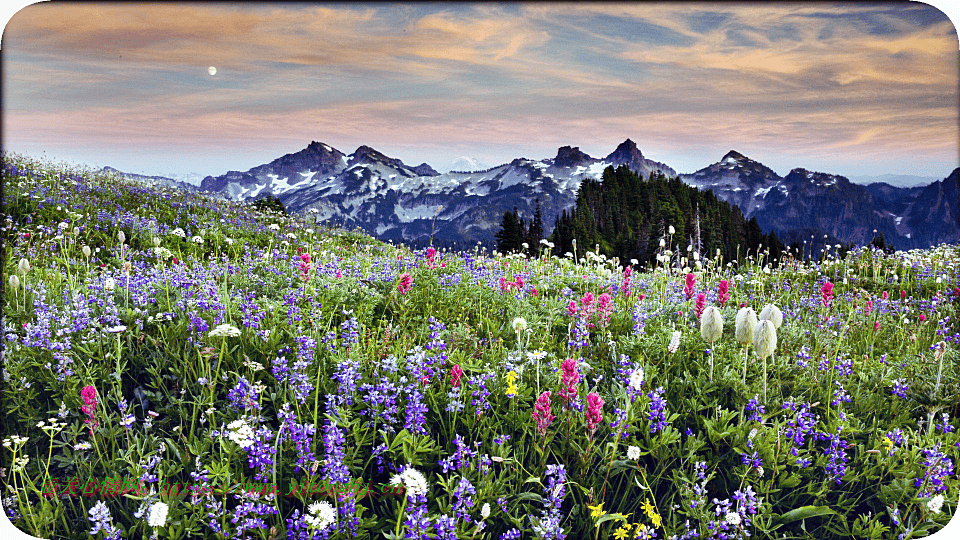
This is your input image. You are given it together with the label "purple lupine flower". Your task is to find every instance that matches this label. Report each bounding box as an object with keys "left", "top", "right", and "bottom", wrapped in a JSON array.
[
  {"left": 915, "top": 444, "right": 955, "bottom": 498},
  {"left": 745, "top": 395, "right": 765, "bottom": 422},
  {"left": 277, "top": 402, "right": 316, "bottom": 473},
  {"left": 648, "top": 386, "right": 669, "bottom": 433},
  {"left": 404, "top": 384, "right": 429, "bottom": 435},
  {"left": 227, "top": 376, "right": 261, "bottom": 411},
  {"left": 451, "top": 477, "right": 477, "bottom": 523},
  {"left": 892, "top": 378, "right": 909, "bottom": 399}
]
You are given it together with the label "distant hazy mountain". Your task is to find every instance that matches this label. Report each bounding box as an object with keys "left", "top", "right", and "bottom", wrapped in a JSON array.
[
  {"left": 192, "top": 140, "right": 957, "bottom": 250},
  {"left": 444, "top": 156, "right": 489, "bottom": 173},
  {"left": 848, "top": 173, "right": 943, "bottom": 187},
  {"left": 101, "top": 166, "right": 199, "bottom": 192}
]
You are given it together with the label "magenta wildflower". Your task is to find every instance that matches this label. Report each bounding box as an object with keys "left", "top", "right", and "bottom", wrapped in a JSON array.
[
  {"left": 450, "top": 365, "right": 463, "bottom": 388},
  {"left": 80, "top": 385, "right": 99, "bottom": 435},
  {"left": 596, "top": 293, "right": 613, "bottom": 327},
  {"left": 684, "top": 273, "right": 696, "bottom": 301},
  {"left": 558, "top": 358, "right": 579, "bottom": 405},
  {"left": 622, "top": 266, "right": 633, "bottom": 298},
  {"left": 397, "top": 273, "right": 413, "bottom": 295},
  {"left": 695, "top": 293, "right": 706, "bottom": 320},
  {"left": 718, "top": 280, "right": 730, "bottom": 306},
  {"left": 533, "top": 391, "right": 555, "bottom": 436},
  {"left": 822, "top": 281, "right": 834, "bottom": 307},
  {"left": 586, "top": 392, "right": 604, "bottom": 433}
]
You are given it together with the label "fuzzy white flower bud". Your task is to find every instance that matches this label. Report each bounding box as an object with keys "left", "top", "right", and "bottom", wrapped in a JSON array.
[
  {"left": 668, "top": 330, "right": 681, "bottom": 353},
  {"left": 17, "top": 258, "right": 30, "bottom": 274},
  {"left": 82, "top": 245, "right": 91, "bottom": 259}
]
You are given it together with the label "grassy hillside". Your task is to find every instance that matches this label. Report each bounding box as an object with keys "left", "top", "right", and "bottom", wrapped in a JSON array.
[{"left": 1, "top": 154, "right": 958, "bottom": 539}]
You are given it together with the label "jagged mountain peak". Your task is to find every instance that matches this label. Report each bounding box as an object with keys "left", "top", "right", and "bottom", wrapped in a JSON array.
[
  {"left": 721, "top": 150, "right": 749, "bottom": 163},
  {"left": 605, "top": 138, "right": 644, "bottom": 163},
  {"left": 553, "top": 146, "right": 593, "bottom": 168}
]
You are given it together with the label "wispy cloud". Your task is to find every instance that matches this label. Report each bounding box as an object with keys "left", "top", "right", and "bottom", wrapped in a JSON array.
[{"left": 3, "top": 2, "right": 956, "bottom": 177}]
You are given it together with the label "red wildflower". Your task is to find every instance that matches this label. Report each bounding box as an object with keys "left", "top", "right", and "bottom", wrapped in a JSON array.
[
  {"left": 80, "top": 385, "right": 99, "bottom": 435},
  {"left": 695, "top": 293, "right": 706, "bottom": 320},
  {"left": 597, "top": 293, "right": 613, "bottom": 327}
]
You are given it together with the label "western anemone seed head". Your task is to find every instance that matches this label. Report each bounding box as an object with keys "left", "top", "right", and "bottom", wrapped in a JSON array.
[
  {"left": 735, "top": 307, "right": 758, "bottom": 346},
  {"left": 512, "top": 317, "right": 528, "bottom": 334},
  {"left": 700, "top": 306, "right": 723, "bottom": 344},
  {"left": 758, "top": 304, "right": 783, "bottom": 328},
  {"left": 8, "top": 274, "right": 19, "bottom": 291},
  {"left": 17, "top": 258, "right": 30, "bottom": 274},
  {"left": 117, "top": 231, "right": 126, "bottom": 244},
  {"left": 753, "top": 320, "right": 778, "bottom": 359},
  {"left": 82, "top": 245, "right": 91, "bottom": 259}
]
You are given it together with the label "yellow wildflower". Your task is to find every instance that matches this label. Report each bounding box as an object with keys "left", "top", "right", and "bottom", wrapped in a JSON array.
[
  {"left": 587, "top": 501, "right": 606, "bottom": 519},
  {"left": 641, "top": 499, "right": 662, "bottom": 528},
  {"left": 505, "top": 371, "right": 518, "bottom": 398},
  {"left": 882, "top": 436, "right": 893, "bottom": 453},
  {"left": 613, "top": 525, "right": 631, "bottom": 540}
]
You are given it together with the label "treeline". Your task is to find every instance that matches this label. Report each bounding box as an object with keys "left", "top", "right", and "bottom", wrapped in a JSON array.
[{"left": 545, "top": 165, "right": 786, "bottom": 265}]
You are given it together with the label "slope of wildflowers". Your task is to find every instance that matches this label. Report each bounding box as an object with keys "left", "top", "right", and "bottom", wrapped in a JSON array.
[{"left": 1, "top": 154, "right": 958, "bottom": 540}]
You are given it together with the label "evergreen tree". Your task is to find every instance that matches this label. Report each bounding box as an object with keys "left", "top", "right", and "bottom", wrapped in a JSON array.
[{"left": 495, "top": 208, "right": 523, "bottom": 254}]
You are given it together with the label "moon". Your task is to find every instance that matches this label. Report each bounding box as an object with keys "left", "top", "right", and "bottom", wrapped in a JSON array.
[{"left": 208, "top": 66, "right": 217, "bottom": 76}]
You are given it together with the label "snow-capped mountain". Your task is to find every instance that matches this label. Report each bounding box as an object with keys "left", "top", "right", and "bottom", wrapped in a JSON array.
[
  {"left": 679, "top": 153, "right": 959, "bottom": 249},
  {"left": 445, "top": 156, "right": 488, "bottom": 173},
  {"left": 192, "top": 139, "right": 956, "bottom": 250},
  {"left": 199, "top": 139, "right": 677, "bottom": 246}
]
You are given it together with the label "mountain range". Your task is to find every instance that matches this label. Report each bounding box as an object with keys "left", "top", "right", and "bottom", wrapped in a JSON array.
[{"left": 110, "top": 140, "right": 958, "bottom": 252}]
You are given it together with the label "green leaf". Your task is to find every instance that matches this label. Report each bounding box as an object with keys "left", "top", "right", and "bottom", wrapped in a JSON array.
[{"left": 776, "top": 505, "right": 837, "bottom": 525}]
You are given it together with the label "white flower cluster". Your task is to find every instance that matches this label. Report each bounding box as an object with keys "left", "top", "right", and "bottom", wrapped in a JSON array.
[
  {"left": 209, "top": 324, "right": 241, "bottom": 338},
  {"left": 148, "top": 501, "right": 169, "bottom": 527},
  {"left": 170, "top": 228, "right": 186, "bottom": 238},
  {"left": 154, "top": 246, "right": 173, "bottom": 260},
  {"left": 226, "top": 419, "right": 255, "bottom": 448},
  {"left": 390, "top": 467, "right": 429, "bottom": 497},
  {"left": 305, "top": 501, "right": 336, "bottom": 530}
]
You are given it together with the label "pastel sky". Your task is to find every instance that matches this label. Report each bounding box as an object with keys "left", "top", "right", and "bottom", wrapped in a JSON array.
[{"left": 2, "top": 2, "right": 958, "bottom": 181}]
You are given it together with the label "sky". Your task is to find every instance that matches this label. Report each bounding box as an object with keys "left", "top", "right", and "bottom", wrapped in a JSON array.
[{"left": 2, "top": 1, "right": 959, "bottom": 182}]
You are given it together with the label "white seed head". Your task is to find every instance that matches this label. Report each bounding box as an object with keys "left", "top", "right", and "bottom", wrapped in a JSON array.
[
  {"left": 82, "top": 245, "right": 91, "bottom": 258},
  {"left": 758, "top": 304, "right": 783, "bottom": 328},
  {"left": 754, "top": 320, "right": 778, "bottom": 359},
  {"left": 700, "top": 306, "right": 723, "bottom": 344},
  {"left": 117, "top": 231, "right": 126, "bottom": 244},
  {"left": 8, "top": 274, "right": 19, "bottom": 291},
  {"left": 17, "top": 258, "right": 30, "bottom": 274},
  {"left": 735, "top": 307, "right": 758, "bottom": 345}
]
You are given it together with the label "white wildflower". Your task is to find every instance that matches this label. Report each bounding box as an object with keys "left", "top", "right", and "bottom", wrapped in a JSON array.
[
  {"left": 153, "top": 237, "right": 161, "bottom": 247},
  {"left": 725, "top": 512, "right": 742, "bottom": 527},
  {"left": 399, "top": 467, "right": 429, "bottom": 497},
  {"left": 117, "top": 231, "right": 126, "bottom": 244},
  {"left": 82, "top": 245, "right": 91, "bottom": 258},
  {"left": 8, "top": 275, "right": 19, "bottom": 291},
  {"left": 629, "top": 367, "right": 644, "bottom": 390},
  {"left": 104, "top": 277, "right": 116, "bottom": 291},
  {"left": 305, "top": 500, "right": 336, "bottom": 530},
  {"left": 17, "top": 258, "right": 30, "bottom": 274},
  {"left": 668, "top": 225, "right": 675, "bottom": 234},
  {"left": 627, "top": 446, "right": 642, "bottom": 460},
  {"left": 269, "top": 223, "right": 280, "bottom": 231},
  {"left": 226, "top": 419, "right": 255, "bottom": 449},
  {"left": 170, "top": 228, "right": 186, "bottom": 238},
  {"left": 668, "top": 330, "right": 681, "bottom": 354},
  {"left": 147, "top": 501, "right": 169, "bottom": 527},
  {"left": 191, "top": 235, "right": 203, "bottom": 244},
  {"left": 208, "top": 324, "right": 241, "bottom": 338},
  {"left": 927, "top": 494, "right": 944, "bottom": 514},
  {"left": 481, "top": 503, "right": 491, "bottom": 519}
]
